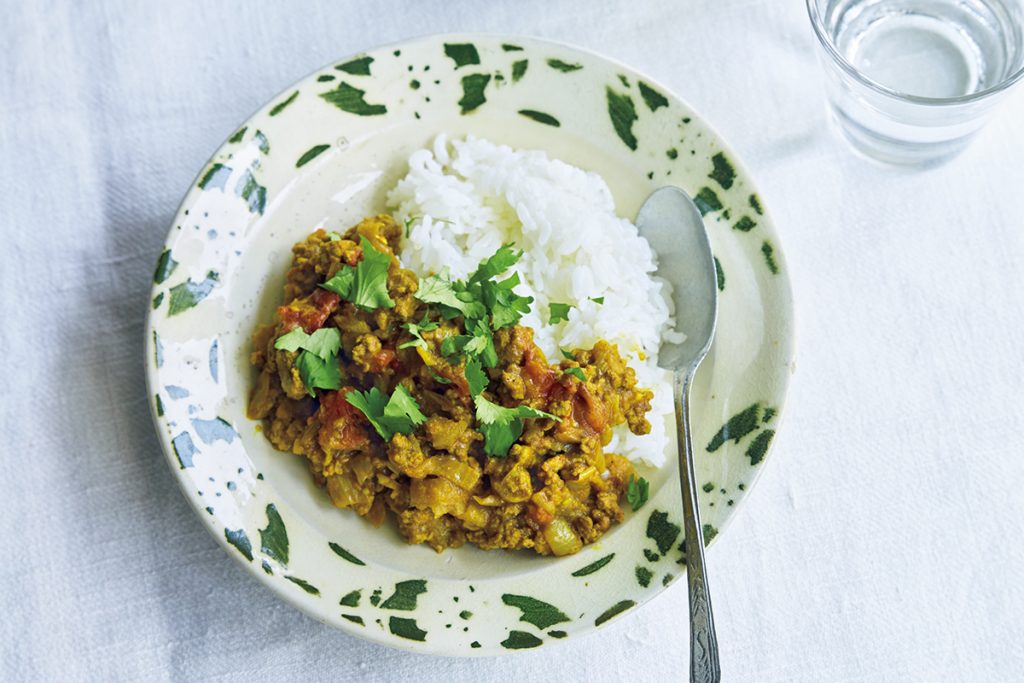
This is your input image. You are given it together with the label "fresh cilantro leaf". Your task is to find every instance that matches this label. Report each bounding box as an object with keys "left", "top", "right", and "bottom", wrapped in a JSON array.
[
  {"left": 273, "top": 327, "right": 340, "bottom": 359},
  {"left": 440, "top": 334, "right": 471, "bottom": 359},
  {"left": 464, "top": 320, "right": 498, "bottom": 368},
  {"left": 560, "top": 348, "right": 576, "bottom": 361},
  {"left": 474, "top": 396, "right": 558, "bottom": 457},
  {"left": 351, "top": 237, "right": 395, "bottom": 311},
  {"left": 440, "top": 322, "right": 496, "bottom": 368},
  {"left": 496, "top": 272, "right": 520, "bottom": 290},
  {"left": 564, "top": 367, "right": 586, "bottom": 382},
  {"left": 482, "top": 274, "right": 533, "bottom": 330},
  {"left": 295, "top": 351, "right": 341, "bottom": 396},
  {"left": 345, "top": 387, "right": 389, "bottom": 434},
  {"left": 274, "top": 328, "right": 342, "bottom": 395},
  {"left": 399, "top": 315, "right": 438, "bottom": 350},
  {"left": 327, "top": 231, "right": 343, "bottom": 241},
  {"left": 452, "top": 284, "right": 488, "bottom": 320},
  {"left": 478, "top": 419, "right": 523, "bottom": 458},
  {"left": 302, "top": 327, "right": 341, "bottom": 360},
  {"left": 416, "top": 269, "right": 485, "bottom": 320},
  {"left": 345, "top": 385, "right": 426, "bottom": 441},
  {"left": 590, "top": 296, "right": 604, "bottom": 305},
  {"left": 464, "top": 357, "right": 487, "bottom": 396},
  {"left": 321, "top": 266, "right": 355, "bottom": 299},
  {"left": 626, "top": 475, "right": 650, "bottom": 511},
  {"left": 384, "top": 385, "right": 427, "bottom": 430},
  {"left": 474, "top": 396, "right": 553, "bottom": 425},
  {"left": 549, "top": 302, "right": 572, "bottom": 324},
  {"left": 470, "top": 244, "right": 522, "bottom": 283},
  {"left": 416, "top": 270, "right": 461, "bottom": 309},
  {"left": 320, "top": 238, "right": 395, "bottom": 311},
  {"left": 274, "top": 327, "right": 309, "bottom": 352},
  {"left": 490, "top": 300, "right": 529, "bottom": 329}
]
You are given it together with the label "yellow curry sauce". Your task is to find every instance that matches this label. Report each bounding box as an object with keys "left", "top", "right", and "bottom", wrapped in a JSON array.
[{"left": 247, "top": 215, "right": 654, "bottom": 555}]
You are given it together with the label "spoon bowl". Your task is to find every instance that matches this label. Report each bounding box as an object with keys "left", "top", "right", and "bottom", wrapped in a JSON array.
[{"left": 636, "top": 186, "right": 719, "bottom": 370}]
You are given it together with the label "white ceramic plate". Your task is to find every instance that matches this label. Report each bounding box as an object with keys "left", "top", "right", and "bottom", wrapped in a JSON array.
[{"left": 145, "top": 33, "right": 794, "bottom": 656}]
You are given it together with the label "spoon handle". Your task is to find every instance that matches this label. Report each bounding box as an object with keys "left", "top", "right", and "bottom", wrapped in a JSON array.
[{"left": 674, "top": 368, "right": 720, "bottom": 683}]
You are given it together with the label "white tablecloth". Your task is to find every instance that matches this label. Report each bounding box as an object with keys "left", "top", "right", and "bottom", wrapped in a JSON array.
[{"left": 4, "top": 1, "right": 1023, "bottom": 680}]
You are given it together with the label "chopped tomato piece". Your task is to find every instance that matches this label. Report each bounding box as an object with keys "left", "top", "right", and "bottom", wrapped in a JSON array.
[
  {"left": 345, "top": 245, "right": 363, "bottom": 267},
  {"left": 522, "top": 346, "right": 558, "bottom": 399},
  {"left": 369, "top": 348, "right": 397, "bottom": 373},
  {"left": 279, "top": 288, "right": 341, "bottom": 333},
  {"left": 318, "top": 388, "right": 369, "bottom": 452},
  {"left": 526, "top": 503, "right": 554, "bottom": 527},
  {"left": 574, "top": 384, "right": 607, "bottom": 434}
]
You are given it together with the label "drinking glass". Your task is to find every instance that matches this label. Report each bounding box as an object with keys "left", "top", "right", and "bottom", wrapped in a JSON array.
[{"left": 807, "top": 0, "right": 1024, "bottom": 166}]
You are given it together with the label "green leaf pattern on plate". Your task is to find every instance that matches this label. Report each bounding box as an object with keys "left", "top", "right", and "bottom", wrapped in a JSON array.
[
  {"left": 606, "top": 87, "right": 638, "bottom": 150},
  {"left": 336, "top": 55, "right": 374, "bottom": 75},
  {"left": 259, "top": 503, "right": 289, "bottom": 565},
  {"left": 501, "top": 594, "right": 570, "bottom": 629},
  {"left": 518, "top": 109, "right": 560, "bottom": 127},
  {"left": 458, "top": 73, "right": 491, "bottom": 114},
  {"left": 320, "top": 82, "right": 387, "bottom": 116}
]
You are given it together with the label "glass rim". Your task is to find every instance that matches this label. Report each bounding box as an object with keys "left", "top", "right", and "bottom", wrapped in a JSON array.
[{"left": 805, "top": 0, "right": 1024, "bottom": 105}]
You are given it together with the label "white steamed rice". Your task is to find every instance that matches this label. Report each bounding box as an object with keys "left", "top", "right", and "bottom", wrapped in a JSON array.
[{"left": 385, "top": 135, "right": 681, "bottom": 468}]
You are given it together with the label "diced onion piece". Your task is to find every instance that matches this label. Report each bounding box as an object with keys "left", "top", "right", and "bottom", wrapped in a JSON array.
[
  {"left": 409, "top": 476, "right": 469, "bottom": 518},
  {"left": 459, "top": 501, "right": 490, "bottom": 530},
  {"left": 326, "top": 474, "right": 371, "bottom": 513},
  {"left": 349, "top": 453, "right": 374, "bottom": 485},
  {"left": 366, "top": 495, "right": 386, "bottom": 527},
  {"left": 531, "top": 489, "right": 557, "bottom": 516},
  {"left": 565, "top": 478, "right": 591, "bottom": 500},
  {"left": 493, "top": 465, "right": 533, "bottom": 503},
  {"left": 473, "top": 494, "right": 505, "bottom": 507},
  {"left": 422, "top": 456, "right": 480, "bottom": 490},
  {"left": 544, "top": 518, "right": 582, "bottom": 556}
]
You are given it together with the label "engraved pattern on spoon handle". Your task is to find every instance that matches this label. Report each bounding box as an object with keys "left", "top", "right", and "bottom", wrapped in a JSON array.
[{"left": 675, "top": 369, "right": 720, "bottom": 683}]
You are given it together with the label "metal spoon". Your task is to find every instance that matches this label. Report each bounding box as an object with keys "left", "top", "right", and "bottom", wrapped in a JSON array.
[{"left": 636, "top": 186, "right": 720, "bottom": 683}]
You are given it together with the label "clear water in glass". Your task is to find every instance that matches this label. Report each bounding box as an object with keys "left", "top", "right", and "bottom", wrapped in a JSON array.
[{"left": 809, "top": 0, "right": 1024, "bottom": 165}]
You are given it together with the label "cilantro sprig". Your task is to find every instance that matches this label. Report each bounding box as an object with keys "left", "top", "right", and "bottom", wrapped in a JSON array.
[
  {"left": 464, "top": 357, "right": 488, "bottom": 397},
  {"left": 469, "top": 244, "right": 522, "bottom": 284},
  {"left": 321, "top": 236, "right": 395, "bottom": 311},
  {"left": 416, "top": 269, "right": 487, "bottom": 321},
  {"left": 345, "top": 385, "right": 426, "bottom": 441},
  {"left": 399, "top": 314, "right": 439, "bottom": 350},
  {"left": 415, "top": 245, "right": 530, "bottom": 375},
  {"left": 274, "top": 327, "right": 342, "bottom": 396},
  {"left": 473, "top": 395, "right": 558, "bottom": 457},
  {"left": 414, "top": 244, "right": 533, "bottom": 333},
  {"left": 412, "top": 243, "right": 563, "bottom": 457}
]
